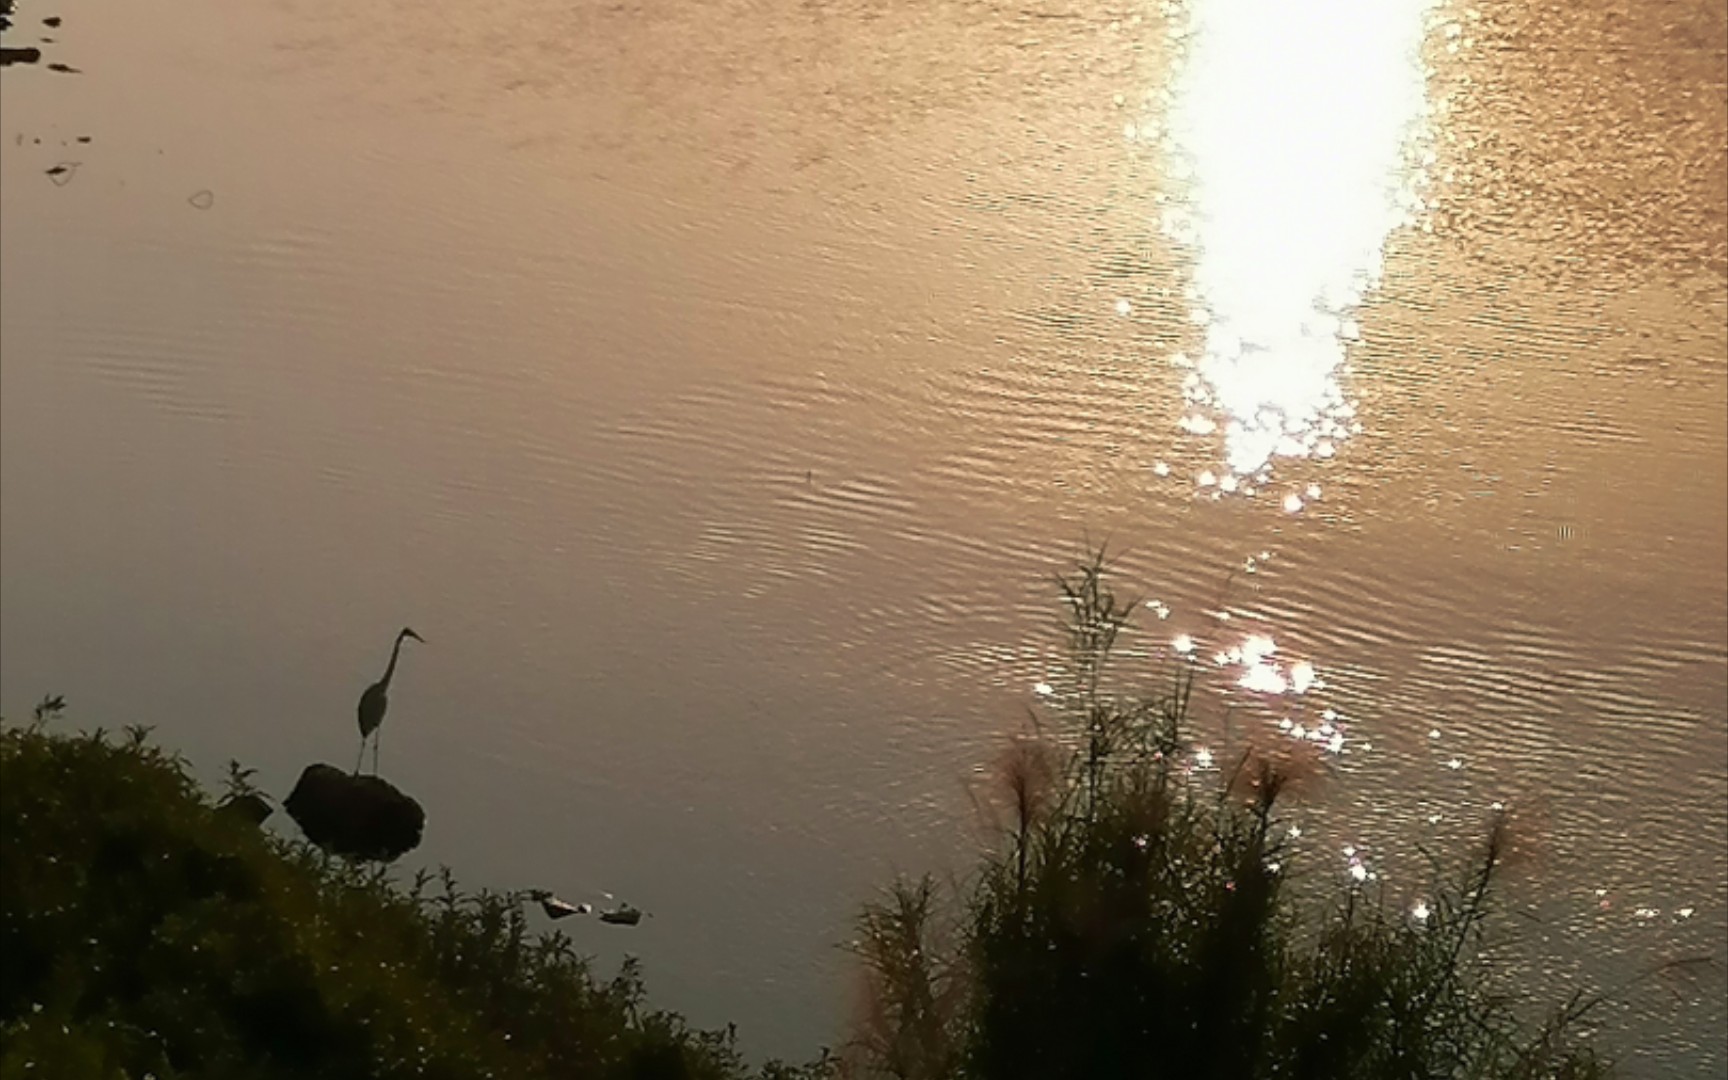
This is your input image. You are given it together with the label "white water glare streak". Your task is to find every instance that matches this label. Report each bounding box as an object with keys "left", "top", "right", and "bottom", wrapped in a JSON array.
[{"left": 1162, "top": 0, "right": 1436, "bottom": 477}]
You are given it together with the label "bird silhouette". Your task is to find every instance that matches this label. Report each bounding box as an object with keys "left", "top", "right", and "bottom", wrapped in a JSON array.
[{"left": 356, "top": 627, "right": 423, "bottom": 775}]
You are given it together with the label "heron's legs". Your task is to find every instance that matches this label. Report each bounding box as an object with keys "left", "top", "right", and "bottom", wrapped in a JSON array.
[
  {"left": 372, "top": 731, "right": 382, "bottom": 776},
  {"left": 355, "top": 738, "right": 366, "bottom": 776}
]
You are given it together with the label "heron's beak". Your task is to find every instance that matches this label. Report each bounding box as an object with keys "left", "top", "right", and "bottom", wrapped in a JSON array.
[{"left": 406, "top": 629, "right": 425, "bottom": 643}]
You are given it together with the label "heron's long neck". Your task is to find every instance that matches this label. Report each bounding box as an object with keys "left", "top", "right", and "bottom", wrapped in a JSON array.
[{"left": 380, "top": 635, "right": 406, "bottom": 687}]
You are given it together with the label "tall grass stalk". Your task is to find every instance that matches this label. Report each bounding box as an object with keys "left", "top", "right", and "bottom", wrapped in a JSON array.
[{"left": 847, "top": 553, "right": 1609, "bottom": 1080}]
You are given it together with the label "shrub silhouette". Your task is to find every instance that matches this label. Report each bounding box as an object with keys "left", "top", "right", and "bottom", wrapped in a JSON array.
[
  {"left": 0, "top": 713, "right": 828, "bottom": 1080},
  {"left": 846, "top": 552, "right": 1609, "bottom": 1080}
]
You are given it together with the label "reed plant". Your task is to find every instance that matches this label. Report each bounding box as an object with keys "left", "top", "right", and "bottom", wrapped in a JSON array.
[{"left": 845, "top": 552, "right": 1609, "bottom": 1080}]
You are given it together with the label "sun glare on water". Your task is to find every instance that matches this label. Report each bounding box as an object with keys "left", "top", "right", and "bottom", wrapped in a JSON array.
[{"left": 1161, "top": 0, "right": 1436, "bottom": 478}]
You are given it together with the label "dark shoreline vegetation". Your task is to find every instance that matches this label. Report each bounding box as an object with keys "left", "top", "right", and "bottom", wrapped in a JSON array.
[
  {"left": 0, "top": 702, "right": 829, "bottom": 1080},
  {"left": 2, "top": 559, "right": 1618, "bottom": 1078}
]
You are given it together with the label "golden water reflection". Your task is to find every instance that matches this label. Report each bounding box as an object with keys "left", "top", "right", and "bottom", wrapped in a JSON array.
[{"left": 1162, "top": 0, "right": 1437, "bottom": 478}]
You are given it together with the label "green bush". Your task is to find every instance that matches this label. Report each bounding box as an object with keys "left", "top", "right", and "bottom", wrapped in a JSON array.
[
  {"left": 846, "top": 553, "right": 1609, "bottom": 1080},
  {"left": 0, "top": 703, "right": 827, "bottom": 1080}
]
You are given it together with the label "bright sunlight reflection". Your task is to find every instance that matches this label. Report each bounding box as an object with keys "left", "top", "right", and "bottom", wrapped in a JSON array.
[{"left": 1162, "top": 0, "right": 1436, "bottom": 477}]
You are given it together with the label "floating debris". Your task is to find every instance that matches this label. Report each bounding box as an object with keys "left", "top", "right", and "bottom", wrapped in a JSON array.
[
  {"left": 188, "top": 189, "right": 215, "bottom": 210},
  {"left": 599, "top": 905, "right": 644, "bottom": 926},
  {"left": 530, "top": 892, "right": 591, "bottom": 920},
  {"left": 45, "top": 161, "right": 78, "bottom": 186},
  {"left": 44, "top": 60, "right": 77, "bottom": 73},
  {"left": 522, "top": 889, "right": 638, "bottom": 925}
]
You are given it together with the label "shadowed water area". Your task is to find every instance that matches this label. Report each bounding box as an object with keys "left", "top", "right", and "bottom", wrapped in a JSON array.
[{"left": 1, "top": 0, "right": 1724, "bottom": 1072}]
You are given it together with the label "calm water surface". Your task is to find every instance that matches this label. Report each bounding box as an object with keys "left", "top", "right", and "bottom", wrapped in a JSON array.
[{"left": 2, "top": 0, "right": 1724, "bottom": 1071}]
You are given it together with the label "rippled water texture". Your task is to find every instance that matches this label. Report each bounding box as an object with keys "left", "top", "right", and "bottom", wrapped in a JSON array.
[{"left": 2, "top": 0, "right": 1724, "bottom": 1072}]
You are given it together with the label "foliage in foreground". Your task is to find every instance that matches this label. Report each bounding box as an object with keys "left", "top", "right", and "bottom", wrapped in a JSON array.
[
  {"left": 845, "top": 554, "right": 1610, "bottom": 1080},
  {"left": 0, "top": 703, "right": 826, "bottom": 1080}
]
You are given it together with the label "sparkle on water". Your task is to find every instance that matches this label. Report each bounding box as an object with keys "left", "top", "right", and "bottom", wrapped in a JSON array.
[
  {"left": 1216, "top": 632, "right": 1329, "bottom": 707},
  {"left": 1162, "top": 0, "right": 1435, "bottom": 477}
]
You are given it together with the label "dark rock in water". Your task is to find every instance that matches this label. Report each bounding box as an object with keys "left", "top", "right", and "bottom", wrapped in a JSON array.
[
  {"left": 0, "top": 46, "right": 42, "bottom": 66},
  {"left": 216, "top": 792, "right": 274, "bottom": 826},
  {"left": 284, "top": 764, "right": 424, "bottom": 862}
]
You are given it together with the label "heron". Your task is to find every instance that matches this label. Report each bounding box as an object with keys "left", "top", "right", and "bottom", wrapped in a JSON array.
[{"left": 355, "top": 627, "right": 423, "bottom": 775}]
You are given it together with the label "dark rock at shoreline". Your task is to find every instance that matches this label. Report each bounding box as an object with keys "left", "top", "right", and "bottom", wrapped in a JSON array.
[
  {"left": 0, "top": 46, "right": 40, "bottom": 66},
  {"left": 284, "top": 764, "right": 425, "bottom": 862},
  {"left": 216, "top": 792, "right": 274, "bottom": 826}
]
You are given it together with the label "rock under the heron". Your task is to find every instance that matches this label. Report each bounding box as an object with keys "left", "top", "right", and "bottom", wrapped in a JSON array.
[{"left": 284, "top": 764, "right": 425, "bottom": 862}]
